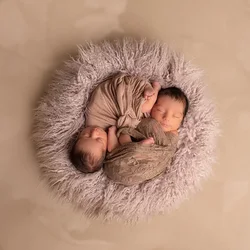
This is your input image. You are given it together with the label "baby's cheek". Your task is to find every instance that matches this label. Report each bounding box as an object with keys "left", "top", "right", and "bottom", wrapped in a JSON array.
[{"left": 150, "top": 112, "right": 155, "bottom": 119}]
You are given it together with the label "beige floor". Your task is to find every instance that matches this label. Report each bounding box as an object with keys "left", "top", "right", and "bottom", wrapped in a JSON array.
[{"left": 0, "top": 0, "right": 250, "bottom": 250}]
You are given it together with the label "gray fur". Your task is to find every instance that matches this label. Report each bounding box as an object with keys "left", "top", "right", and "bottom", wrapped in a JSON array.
[{"left": 32, "top": 37, "right": 219, "bottom": 223}]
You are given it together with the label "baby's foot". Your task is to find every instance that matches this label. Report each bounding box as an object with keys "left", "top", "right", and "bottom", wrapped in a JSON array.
[{"left": 140, "top": 137, "right": 155, "bottom": 145}]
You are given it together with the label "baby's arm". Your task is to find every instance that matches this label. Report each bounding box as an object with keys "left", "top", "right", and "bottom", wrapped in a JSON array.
[
  {"left": 107, "top": 126, "right": 119, "bottom": 152},
  {"left": 119, "top": 134, "right": 132, "bottom": 145},
  {"left": 141, "top": 82, "right": 161, "bottom": 113}
]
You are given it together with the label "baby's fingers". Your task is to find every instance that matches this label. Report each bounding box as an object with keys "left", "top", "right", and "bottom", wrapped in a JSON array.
[
  {"left": 109, "top": 126, "right": 117, "bottom": 133},
  {"left": 143, "top": 85, "right": 155, "bottom": 98}
]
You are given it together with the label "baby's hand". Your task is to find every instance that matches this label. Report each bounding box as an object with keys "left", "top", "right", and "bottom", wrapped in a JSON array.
[
  {"left": 142, "top": 82, "right": 161, "bottom": 113},
  {"left": 108, "top": 126, "right": 117, "bottom": 135},
  {"left": 143, "top": 82, "right": 161, "bottom": 100}
]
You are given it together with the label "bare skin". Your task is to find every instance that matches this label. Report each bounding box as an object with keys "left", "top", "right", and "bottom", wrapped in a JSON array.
[{"left": 150, "top": 95, "right": 184, "bottom": 132}]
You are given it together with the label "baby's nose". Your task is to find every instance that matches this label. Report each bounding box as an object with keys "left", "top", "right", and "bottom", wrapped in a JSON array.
[{"left": 163, "top": 113, "right": 170, "bottom": 120}]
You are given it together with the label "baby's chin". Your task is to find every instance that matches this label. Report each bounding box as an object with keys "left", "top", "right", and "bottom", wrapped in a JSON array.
[
  {"left": 159, "top": 123, "right": 172, "bottom": 132},
  {"left": 161, "top": 126, "right": 175, "bottom": 133},
  {"left": 163, "top": 128, "right": 171, "bottom": 132}
]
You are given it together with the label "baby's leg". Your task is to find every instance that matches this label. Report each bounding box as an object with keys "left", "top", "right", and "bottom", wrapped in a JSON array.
[{"left": 107, "top": 126, "right": 119, "bottom": 152}]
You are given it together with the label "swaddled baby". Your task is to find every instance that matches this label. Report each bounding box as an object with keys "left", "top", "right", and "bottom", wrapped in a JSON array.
[
  {"left": 70, "top": 74, "right": 189, "bottom": 177},
  {"left": 104, "top": 117, "right": 179, "bottom": 185}
]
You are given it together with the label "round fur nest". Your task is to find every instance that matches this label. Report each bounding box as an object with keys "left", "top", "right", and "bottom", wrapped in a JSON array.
[{"left": 32, "top": 37, "right": 219, "bottom": 223}]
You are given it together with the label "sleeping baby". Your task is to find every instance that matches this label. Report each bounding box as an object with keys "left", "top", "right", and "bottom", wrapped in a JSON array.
[
  {"left": 104, "top": 86, "right": 189, "bottom": 185},
  {"left": 70, "top": 74, "right": 189, "bottom": 180}
]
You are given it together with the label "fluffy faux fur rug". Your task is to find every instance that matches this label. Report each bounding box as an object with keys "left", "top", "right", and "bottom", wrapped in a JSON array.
[{"left": 32, "top": 37, "right": 219, "bottom": 223}]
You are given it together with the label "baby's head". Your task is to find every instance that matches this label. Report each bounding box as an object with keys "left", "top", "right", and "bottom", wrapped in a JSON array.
[
  {"left": 151, "top": 87, "right": 189, "bottom": 132},
  {"left": 70, "top": 127, "right": 107, "bottom": 173}
]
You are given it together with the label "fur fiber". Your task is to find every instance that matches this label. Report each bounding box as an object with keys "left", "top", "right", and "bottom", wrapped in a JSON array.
[{"left": 32, "top": 38, "right": 219, "bottom": 223}]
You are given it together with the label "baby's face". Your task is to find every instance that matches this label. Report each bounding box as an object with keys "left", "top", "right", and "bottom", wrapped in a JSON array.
[
  {"left": 76, "top": 126, "right": 108, "bottom": 157},
  {"left": 151, "top": 96, "right": 185, "bottom": 132}
]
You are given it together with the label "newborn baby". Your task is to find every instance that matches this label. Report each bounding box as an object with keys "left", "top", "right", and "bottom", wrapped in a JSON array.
[
  {"left": 104, "top": 87, "right": 189, "bottom": 185},
  {"left": 70, "top": 74, "right": 188, "bottom": 174}
]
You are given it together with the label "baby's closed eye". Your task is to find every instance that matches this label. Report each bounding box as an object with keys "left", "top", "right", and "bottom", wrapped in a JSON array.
[{"left": 173, "top": 113, "right": 183, "bottom": 119}]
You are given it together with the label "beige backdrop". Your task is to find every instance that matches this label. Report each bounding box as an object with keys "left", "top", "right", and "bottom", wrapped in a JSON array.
[{"left": 0, "top": 0, "right": 249, "bottom": 250}]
